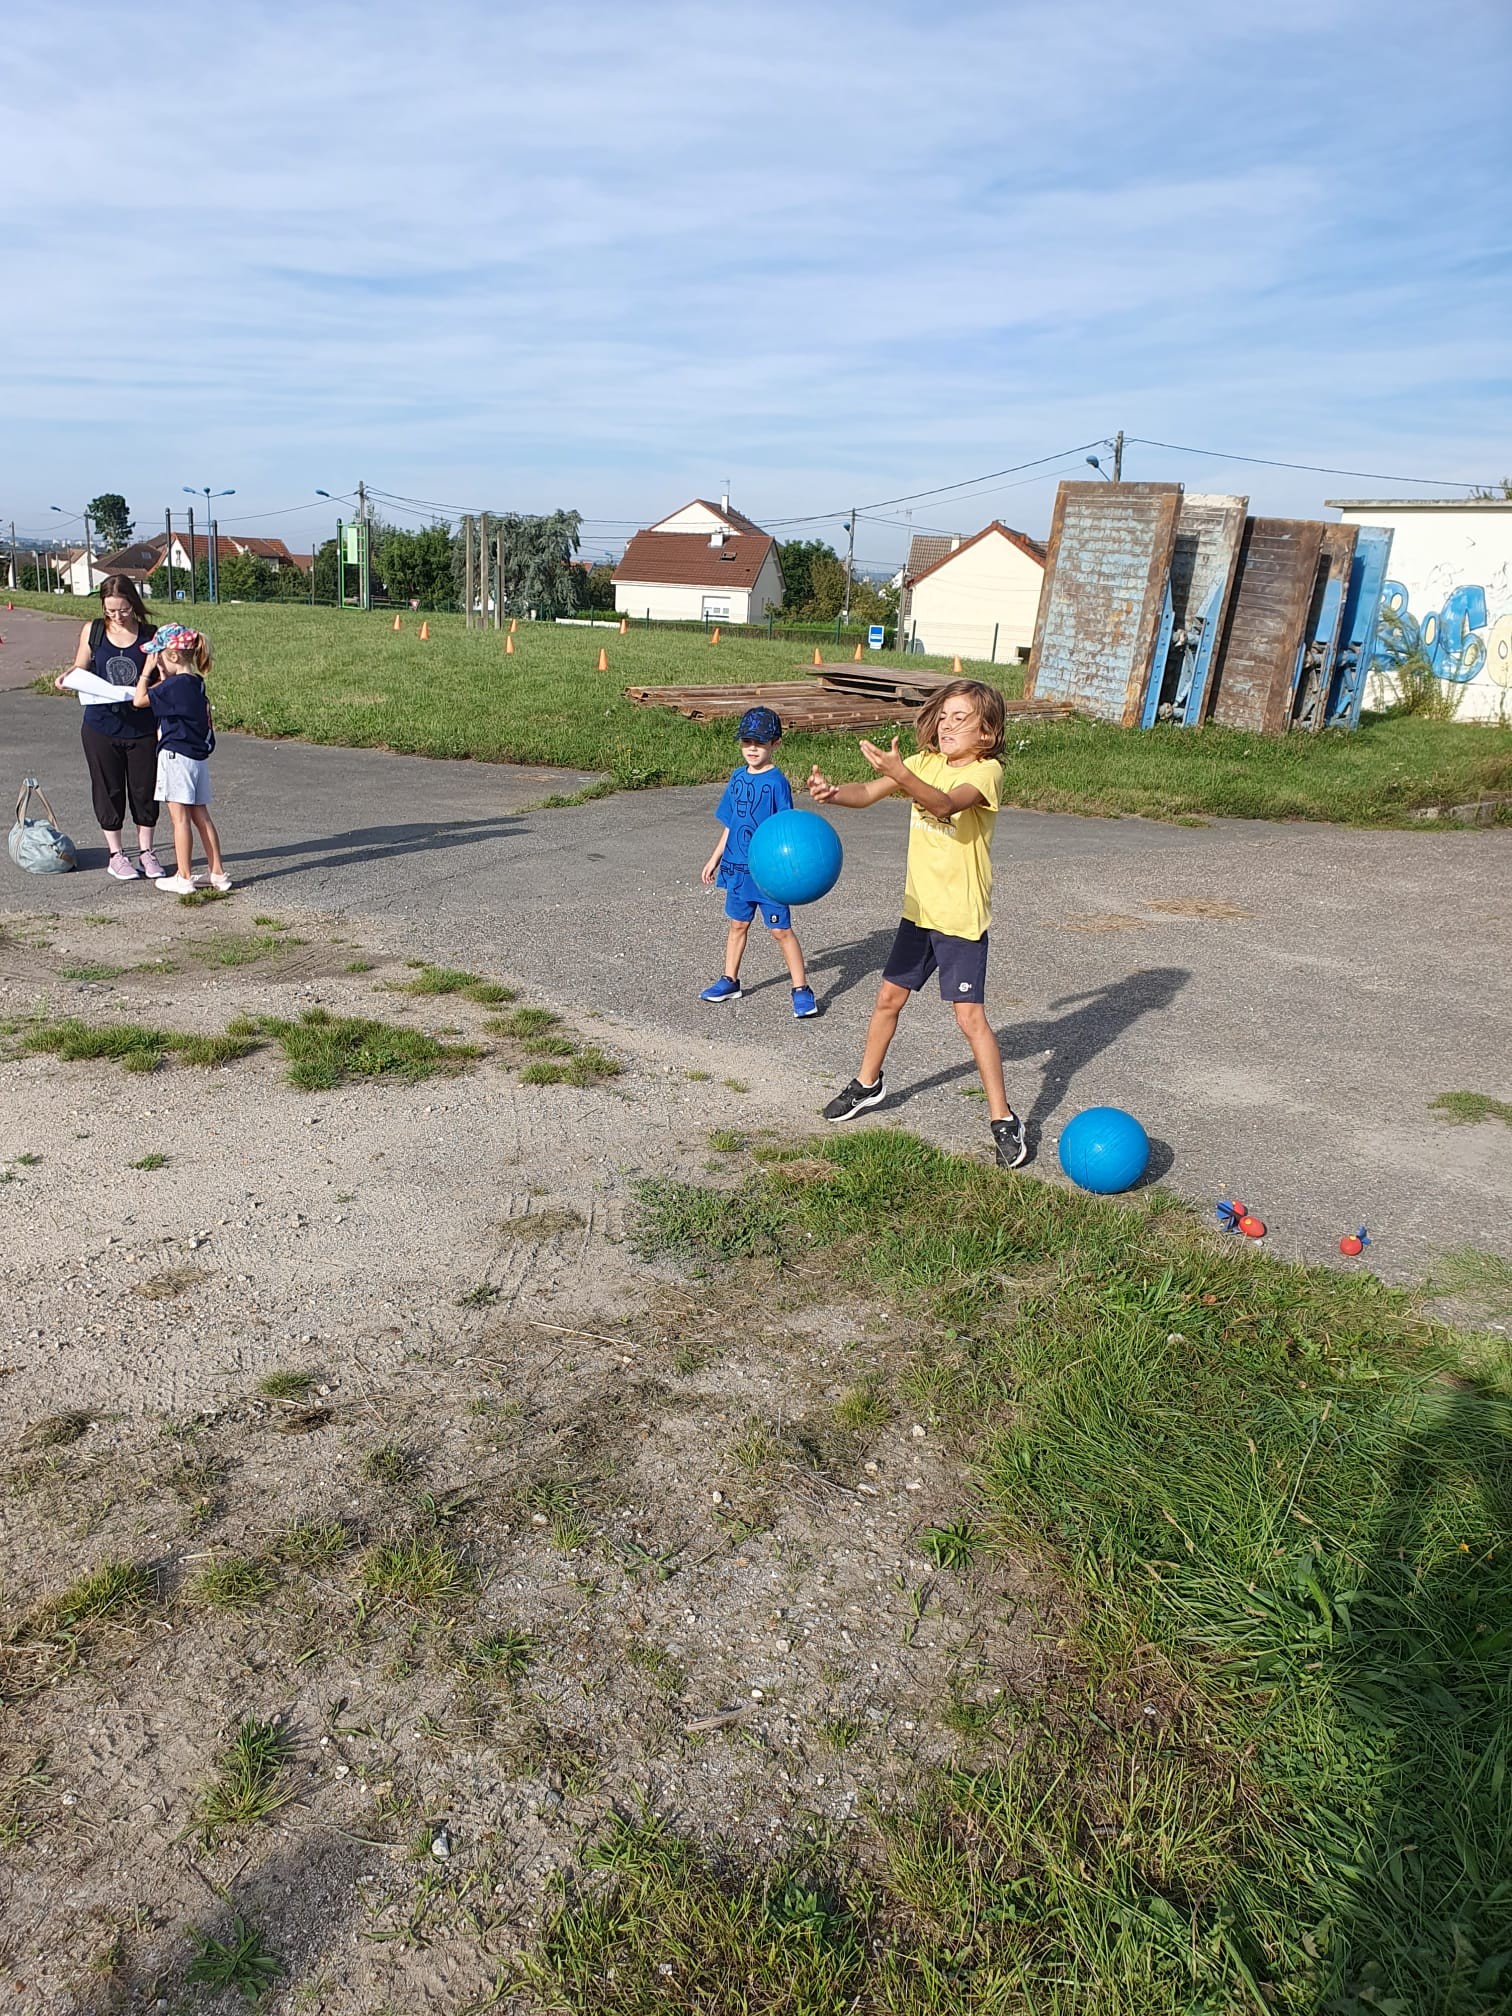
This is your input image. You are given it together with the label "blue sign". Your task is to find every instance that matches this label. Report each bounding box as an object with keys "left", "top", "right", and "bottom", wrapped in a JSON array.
[{"left": 868, "top": 624, "right": 885, "bottom": 650}]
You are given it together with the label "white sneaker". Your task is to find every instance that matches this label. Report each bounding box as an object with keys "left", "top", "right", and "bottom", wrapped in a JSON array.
[
  {"left": 155, "top": 874, "right": 198, "bottom": 895},
  {"left": 209, "top": 872, "right": 234, "bottom": 892}
]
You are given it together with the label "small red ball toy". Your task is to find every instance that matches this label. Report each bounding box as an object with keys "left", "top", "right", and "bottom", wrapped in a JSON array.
[
  {"left": 1237, "top": 1214, "right": 1266, "bottom": 1239},
  {"left": 1339, "top": 1228, "right": 1370, "bottom": 1257}
]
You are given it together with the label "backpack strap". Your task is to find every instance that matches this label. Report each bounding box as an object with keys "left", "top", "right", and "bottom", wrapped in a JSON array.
[{"left": 87, "top": 617, "right": 105, "bottom": 652}]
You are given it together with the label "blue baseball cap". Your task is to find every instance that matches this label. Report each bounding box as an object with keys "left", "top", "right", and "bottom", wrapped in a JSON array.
[{"left": 737, "top": 706, "right": 782, "bottom": 742}]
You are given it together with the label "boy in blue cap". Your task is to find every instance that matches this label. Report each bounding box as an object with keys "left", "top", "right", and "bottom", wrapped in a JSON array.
[{"left": 700, "top": 706, "right": 818, "bottom": 1017}]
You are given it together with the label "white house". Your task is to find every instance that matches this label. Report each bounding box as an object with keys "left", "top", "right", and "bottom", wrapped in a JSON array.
[
  {"left": 55, "top": 546, "right": 101, "bottom": 595},
  {"left": 902, "top": 520, "right": 1046, "bottom": 663},
  {"left": 1328, "top": 497, "right": 1512, "bottom": 722},
  {"left": 613, "top": 497, "right": 784, "bottom": 624}
]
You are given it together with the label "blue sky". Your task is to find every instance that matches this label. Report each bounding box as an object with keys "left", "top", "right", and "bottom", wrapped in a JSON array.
[{"left": 3, "top": 0, "right": 1508, "bottom": 569}]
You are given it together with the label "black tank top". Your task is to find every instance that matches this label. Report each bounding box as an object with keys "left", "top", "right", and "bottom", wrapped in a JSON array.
[{"left": 82, "top": 622, "right": 155, "bottom": 740}]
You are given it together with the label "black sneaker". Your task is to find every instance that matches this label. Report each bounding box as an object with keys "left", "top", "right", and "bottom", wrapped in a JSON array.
[
  {"left": 823, "top": 1075, "right": 886, "bottom": 1122},
  {"left": 991, "top": 1114, "right": 1029, "bottom": 1169}
]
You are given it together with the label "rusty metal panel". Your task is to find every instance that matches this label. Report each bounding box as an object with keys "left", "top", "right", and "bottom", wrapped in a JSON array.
[
  {"left": 1145, "top": 494, "right": 1247, "bottom": 725},
  {"left": 1026, "top": 481, "right": 1183, "bottom": 725},
  {"left": 1291, "top": 525, "right": 1358, "bottom": 732},
  {"left": 1209, "top": 518, "right": 1325, "bottom": 735}
]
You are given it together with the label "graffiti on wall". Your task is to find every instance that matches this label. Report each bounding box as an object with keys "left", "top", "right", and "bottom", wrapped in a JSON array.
[{"left": 1374, "top": 581, "right": 1487, "bottom": 683}]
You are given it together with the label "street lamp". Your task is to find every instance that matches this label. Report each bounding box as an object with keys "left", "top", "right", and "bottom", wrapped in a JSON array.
[
  {"left": 184, "top": 486, "right": 234, "bottom": 600},
  {"left": 51, "top": 504, "right": 94, "bottom": 591},
  {"left": 1085, "top": 456, "right": 1111, "bottom": 480}
]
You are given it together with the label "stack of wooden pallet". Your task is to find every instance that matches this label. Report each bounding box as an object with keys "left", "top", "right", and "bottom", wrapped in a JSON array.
[{"left": 625, "top": 664, "right": 1075, "bottom": 732}]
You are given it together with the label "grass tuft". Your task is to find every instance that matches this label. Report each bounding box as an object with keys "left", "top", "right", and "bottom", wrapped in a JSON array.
[
  {"left": 129, "top": 1150, "right": 169, "bottom": 1170},
  {"left": 228, "top": 1008, "right": 479, "bottom": 1090},
  {"left": 361, "top": 1533, "right": 469, "bottom": 1608},
  {"left": 185, "top": 1916, "right": 281, "bottom": 2004},
  {"left": 50, "top": 1560, "right": 152, "bottom": 1629},
  {"left": 1430, "top": 1089, "right": 1512, "bottom": 1128},
  {"left": 23, "top": 1017, "right": 261, "bottom": 1074},
  {"left": 194, "top": 1717, "right": 294, "bottom": 1844},
  {"left": 192, "top": 1553, "right": 278, "bottom": 1611},
  {"left": 396, "top": 964, "right": 517, "bottom": 1004},
  {"left": 257, "top": 1368, "right": 317, "bottom": 1400}
]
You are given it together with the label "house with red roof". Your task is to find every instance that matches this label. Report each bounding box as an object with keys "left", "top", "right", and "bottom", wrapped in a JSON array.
[
  {"left": 901, "top": 520, "right": 1046, "bottom": 663},
  {"left": 612, "top": 496, "right": 784, "bottom": 624}
]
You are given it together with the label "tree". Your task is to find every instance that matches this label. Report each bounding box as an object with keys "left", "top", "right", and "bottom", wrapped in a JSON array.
[
  {"left": 376, "top": 522, "right": 455, "bottom": 608},
  {"left": 582, "top": 561, "right": 616, "bottom": 611},
  {"left": 269, "top": 561, "right": 310, "bottom": 602},
  {"left": 218, "top": 553, "right": 276, "bottom": 601},
  {"left": 312, "top": 538, "right": 340, "bottom": 605},
  {"left": 89, "top": 493, "right": 132, "bottom": 551},
  {"left": 776, "top": 539, "right": 836, "bottom": 616},
  {"left": 459, "top": 510, "right": 583, "bottom": 619}
]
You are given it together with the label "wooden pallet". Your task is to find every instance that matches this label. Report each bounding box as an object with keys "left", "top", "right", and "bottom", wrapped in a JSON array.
[{"left": 625, "top": 677, "right": 1076, "bottom": 733}]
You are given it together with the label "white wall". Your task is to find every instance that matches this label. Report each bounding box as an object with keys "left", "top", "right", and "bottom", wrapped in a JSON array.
[
  {"left": 649, "top": 502, "right": 728, "bottom": 536},
  {"left": 749, "top": 548, "right": 784, "bottom": 617},
  {"left": 1334, "top": 503, "right": 1512, "bottom": 723},
  {"left": 907, "top": 530, "right": 1043, "bottom": 662},
  {"left": 613, "top": 578, "right": 754, "bottom": 622}
]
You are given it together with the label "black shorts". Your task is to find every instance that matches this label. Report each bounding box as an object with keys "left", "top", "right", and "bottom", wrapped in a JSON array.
[{"left": 881, "top": 918, "right": 988, "bottom": 1003}]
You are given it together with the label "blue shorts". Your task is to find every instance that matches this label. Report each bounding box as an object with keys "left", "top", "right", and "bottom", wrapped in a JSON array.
[
  {"left": 882, "top": 917, "right": 988, "bottom": 1002},
  {"left": 721, "top": 871, "right": 791, "bottom": 931}
]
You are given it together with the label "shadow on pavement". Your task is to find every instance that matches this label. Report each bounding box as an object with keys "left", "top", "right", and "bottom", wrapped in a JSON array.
[
  {"left": 225, "top": 815, "right": 528, "bottom": 886},
  {"left": 883, "top": 967, "right": 1191, "bottom": 1144}
]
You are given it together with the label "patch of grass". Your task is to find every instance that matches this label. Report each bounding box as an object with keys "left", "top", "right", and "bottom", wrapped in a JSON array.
[
  {"left": 22, "top": 1017, "right": 261, "bottom": 1074},
  {"left": 257, "top": 1368, "right": 317, "bottom": 1400},
  {"left": 456, "top": 1281, "right": 503, "bottom": 1307},
  {"left": 497, "top": 1205, "right": 584, "bottom": 1241},
  {"left": 361, "top": 1533, "right": 469, "bottom": 1608},
  {"left": 634, "top": 1178, "right": 786, "bottom": 1264},
  {"left": 361, "top": 1442, "right": 419, "bottom": 1488},
  {"left": 624, "top": 1639, "right": 686, "bottom": 1695},
  {"left": 919, "top": 1515, "right": 982, "bottom": 1572},
  {"left": 228, "top": 1007, "right": 480, "bottom": 1090},
  {"left": 12, "top": 1151, "right": 41, "bottom": 1165},
  {"left": 550, "top": 1509, "right": 594, "bottom": 1552},
  {"left": 466, "top": 1628, "right": 535, "bottom": 1679},
  {"left": 708, "top": 1128, "right": 748, "bottom": 1153},
  {"left": 1428, "top": 1246, "right": 1512, "bottom": 1322},
  {"left": 519, "top": 1046, "right": 622, "bottom": 1087},
  {"left": 833, "top": 1379, "right": 891, "bottom": 1435},
  {"left": 818, "top": 1715, "right": 864, "bottom": 1753},
  {"left": 129, "top": 1150, "right": 169, "bottom": 1170},
  {"left": 22, "top": 1409, "right": 90, "bottom": 1449},
  {"left": 50, "top": 1559, "right": 151, "bottom": 1628},
  {"left": 192, "top": 1552, "right": 278, "bottom": 1611},
  {"left": 685, "top": 1068, "right": 713, "bottom": 1081},
  {"left": 177, "top": 886, "right": 232, "bottom": 908},
  {"left": 58, "top": 962, "right": 122, "bottom": 982},
  {"left": 522, "top": 1033, "right": 579, "bottom": 1057},
  {"left": 396, "top": 964, "right": 517, "bottom": 1004},
  {"left": 185, "top": 1917, "right": 281, "bottom": 2004},
  {"left": 1430, "top": 1089, "right": 1512, "bottom": 1128},
  {"left": 487, "top": 1005, "right": 561, "bottom": 1038},
  {"left": 273, "top": 1517, "right": 353, "bottom": 1567},
  {"left": 194, "top": 1717, "right": 294, "bottom": 1844},
  {"left": 723, "top": 1077, "right": 750, "bottom": 1093},
  {"left": 344, "top": 958, "right": 375, "bottom": 972},
  {"left": 615, "top": 1128, "right": 1512, "bottom": 2011}
]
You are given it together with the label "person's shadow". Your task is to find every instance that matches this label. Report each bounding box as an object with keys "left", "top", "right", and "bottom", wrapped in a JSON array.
[
  {"left": 885, "top": 966, "right": 1190, "bottom": 1152},
  {"left": 1312, "top": 1377, "right": 1512, "bottom": 2006},
  {"left": 211, "top": 814, "right": 526, "bottom": 886}
]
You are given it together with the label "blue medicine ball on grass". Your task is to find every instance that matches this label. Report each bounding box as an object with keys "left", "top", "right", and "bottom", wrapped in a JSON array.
[
  {"left": 1057, "top": 1106, "right": 1150, "bottom": 1194},
  {"left": 748, "top": 809, "right": 843, "bottom": 907}
]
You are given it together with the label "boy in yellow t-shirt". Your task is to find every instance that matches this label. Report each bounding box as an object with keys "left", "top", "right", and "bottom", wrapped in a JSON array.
[{"left": 808, "top": 678, "right": 1028, "bottom": 1168}]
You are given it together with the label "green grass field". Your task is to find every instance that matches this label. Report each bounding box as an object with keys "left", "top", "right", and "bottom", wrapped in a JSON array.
[
  {"left": 14, "top": 590, "right": 1510, "bottom": 823},
  {"left": 596, "top": 1131, "right": 1512, "bottom": 2015}
]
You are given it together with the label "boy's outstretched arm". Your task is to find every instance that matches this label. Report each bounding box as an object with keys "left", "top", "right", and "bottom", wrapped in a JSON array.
[{"left": 702, "top": 828, "right": 728, "bottom": 885}]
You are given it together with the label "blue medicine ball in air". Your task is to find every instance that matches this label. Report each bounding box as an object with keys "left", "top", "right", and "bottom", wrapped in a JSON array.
[
  {"left": 1057, "top": 1106, "right": 1150, "bottom": 1194},
  {"left": 748, "top": 809, "right": 843, "bottom": 907}
]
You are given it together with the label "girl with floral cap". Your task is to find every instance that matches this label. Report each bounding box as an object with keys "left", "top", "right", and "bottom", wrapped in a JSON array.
[{"left": 130, "top": 623, "right": 232, "bottom": 895}]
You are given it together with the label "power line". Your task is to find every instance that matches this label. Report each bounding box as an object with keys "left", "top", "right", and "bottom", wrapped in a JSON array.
[{"left": 1126, "top": 437, "right": 1492, "bottom": 491}]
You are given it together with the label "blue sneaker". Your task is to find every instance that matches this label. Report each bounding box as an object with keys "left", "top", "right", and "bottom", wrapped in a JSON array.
[
  {"left": 700, "top": 976, "right": 742, "bottom": 1003},
  {"left": 792, "top": 986, "right": 818, "bottom": 1018}
]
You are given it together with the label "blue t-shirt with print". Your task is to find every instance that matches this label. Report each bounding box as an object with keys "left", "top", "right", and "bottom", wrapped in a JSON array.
[
  {"left": 715, "top": 764, "right": 792, "bottom": 885},
  {"left": 148, "top": 673, "right": 215, "bottom": 760}
]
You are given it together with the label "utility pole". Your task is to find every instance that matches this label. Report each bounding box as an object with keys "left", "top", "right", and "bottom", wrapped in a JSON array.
[
  {"left": 463, "top": 515, "right": 475, "bottom": 628},
  {"left": 495, "top": 527, "right": 504, "bottom": 631},
  {"left": 841, "top": 508, "right": 856, "bottom": 625},
  {"left": 164, "top": 509, "right": 175, "bottom": 602},
  {"left": 479, "top": 512, "right": 491, "bottom": 629},
  {"left": 186, "top": 508, "right": 197, "bottom": 603},
  {"left": 1113, "top": 430, "right": 1124, "bottom": 481},
  {"left": 356, "top": 480, "right": 370, "bottom": 610}
]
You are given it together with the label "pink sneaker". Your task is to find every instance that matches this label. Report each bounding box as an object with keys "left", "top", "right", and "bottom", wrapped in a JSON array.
[
  {"left": 138, "top": 848, "right": 166, "bottom": 879},
  {"left": 107, "top": 852, "right": 140, "bottom": 881}
]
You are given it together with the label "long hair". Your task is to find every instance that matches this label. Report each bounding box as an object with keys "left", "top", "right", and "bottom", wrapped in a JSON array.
[
  {"left": 163, "top": 632, "right": 214, "bottom": 676},
  {"left": 97, "top": 574, "right": 149, "bottom": 630},
  {"left": 915, "top": 679, "right": 1006, "bottom": 761}
]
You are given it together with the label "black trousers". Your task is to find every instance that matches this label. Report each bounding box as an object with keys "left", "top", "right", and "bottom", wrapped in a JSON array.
[{"left": 81, "top": 724, "right": 159, "bottom": 832}]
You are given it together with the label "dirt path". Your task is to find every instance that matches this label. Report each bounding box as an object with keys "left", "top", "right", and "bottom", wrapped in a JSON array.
[{"left": 0, "top": 603, "right": 77, "bottom": 690}]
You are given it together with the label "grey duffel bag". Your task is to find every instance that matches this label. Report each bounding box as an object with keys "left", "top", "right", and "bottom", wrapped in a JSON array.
[{"left": 9, "top": 776, "right": 77, "bottom": 874}]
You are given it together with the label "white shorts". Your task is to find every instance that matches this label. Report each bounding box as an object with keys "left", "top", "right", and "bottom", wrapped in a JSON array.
[{"left": 155, "top": 749, "right": 212, "bottom": 806}]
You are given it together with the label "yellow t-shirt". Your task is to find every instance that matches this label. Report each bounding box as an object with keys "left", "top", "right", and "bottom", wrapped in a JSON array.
[{"left": 901, "top": 750, "right": 1003, "bottom": 940}]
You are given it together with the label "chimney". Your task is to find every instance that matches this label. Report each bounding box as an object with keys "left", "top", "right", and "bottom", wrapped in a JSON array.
[
  {"left": 709, "top": 529, "right": 727, "bottom": 549},
  {"left": 720, "top": 492, "right": 730, "bottom": 515}
]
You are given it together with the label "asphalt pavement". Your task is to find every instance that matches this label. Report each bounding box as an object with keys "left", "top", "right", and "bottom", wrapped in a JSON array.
[{"left": 3, "top": 625, "right": 1508, "bottom": 1283}]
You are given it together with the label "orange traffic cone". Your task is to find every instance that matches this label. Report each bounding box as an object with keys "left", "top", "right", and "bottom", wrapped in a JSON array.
[
  {"left": 419, "top": 621, "right": 430, "bottom": 641},
  {"left": 509, "top": 617, "right": 517, "bottom": 634},
  {"left": 618, "top": 616, "right": 628, "bottom": 635},
  {"left": 710, "top": 626, "right": 720, "bottom": 645},
  {"left": 505, "top": 633, "right": 514, "bottom": 655},
  {"left": 853, "top": 642, "right": 863, "bottom": 661},
  {"left": 952, "top": 656, "right": 963, "bottom": 673},
  {"left": 596, "top": 646, "right": 608, "bottom": 672},
  {"left": 393, "top": 614, "right": 402, "bottom": 631},
  {"left": 813, "top": 647, "right": 823, "bottom": 667}
]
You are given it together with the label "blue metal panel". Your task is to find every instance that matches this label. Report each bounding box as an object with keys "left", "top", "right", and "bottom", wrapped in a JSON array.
[
  {"left": 1140, "top": 582, "right": 1177, "bottom": 728},
  {"left": 1325, "top": 526, "right": 1393, "bottom": 729},
  {"left": 1175, "top": 576, "right": 1226, "bottom": 725}
]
